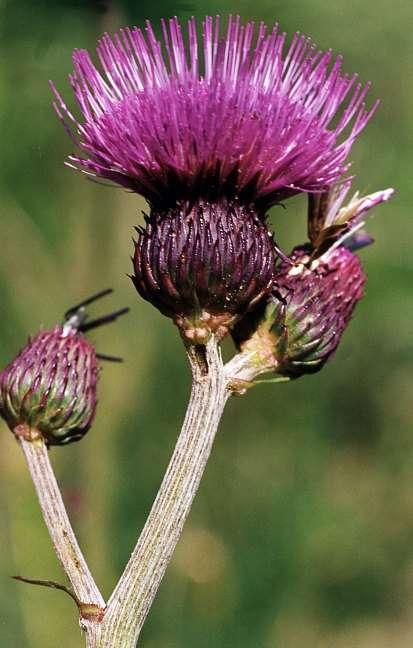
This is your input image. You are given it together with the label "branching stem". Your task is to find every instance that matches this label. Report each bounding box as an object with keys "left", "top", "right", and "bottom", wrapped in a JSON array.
[{"left": 15, "top": 339, "right": 262, "bottom": 647}]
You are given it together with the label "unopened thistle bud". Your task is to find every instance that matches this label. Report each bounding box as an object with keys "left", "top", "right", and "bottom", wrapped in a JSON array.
[
  {"left": 0, "top": 326, "right": 98, "bottom": 445},
  {"left": 232, "top": 182, "right": 394, "bottom": 379},
  {"left": 233, "top": 246, "right": 365, "bottom": 378},
  {"left": 0, "top": 290, "right": 128, "bottom": 445}
]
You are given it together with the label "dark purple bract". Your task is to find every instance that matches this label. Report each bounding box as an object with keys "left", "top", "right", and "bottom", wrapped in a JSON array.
[{"left": 132, "top": 199, "right": 276, "bottom": 341}]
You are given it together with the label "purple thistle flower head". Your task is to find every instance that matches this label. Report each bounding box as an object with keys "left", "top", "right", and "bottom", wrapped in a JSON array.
[
  {"left": 232, "top": 182, "right": 394, "bottom": 378},
  {"left": 0, "top": 290, "right": 129, "bottom": 445},
  {"left": 52, "top": 15, "right": 377, "bottom": 208},
  {"left": 52, "top": 17, "right": 380, "bottom": 343}
]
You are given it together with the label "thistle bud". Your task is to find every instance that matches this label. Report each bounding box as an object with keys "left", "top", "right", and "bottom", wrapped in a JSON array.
[
  {"left": 0, "top": 326, "right": 97, "bottom": 445},
  {"left": 0, "top": 290, "right": 128, "bottom": 445},
  {"left": 232, "top": 246, "right": 366, "bottom": 378},
  {"left": 132, "top": 200, "right": 277, "bottom": 344}
]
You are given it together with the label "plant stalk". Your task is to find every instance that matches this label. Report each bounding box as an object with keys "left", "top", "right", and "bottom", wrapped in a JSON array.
[
  {"left": 17, "top": 432, "right": 105, "bottom": 638},
  {"left": 96, "top": 337, "right": 228, "bottom": 647}
]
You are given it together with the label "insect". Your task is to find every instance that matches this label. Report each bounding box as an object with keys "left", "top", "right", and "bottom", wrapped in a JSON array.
[{"left": 63, "top": 288, "right": 129, "bottom": 362}]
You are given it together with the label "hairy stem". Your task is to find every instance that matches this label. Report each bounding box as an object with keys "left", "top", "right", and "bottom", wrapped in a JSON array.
[
  {"left": 97, "top": 337, "right": 228, "bottom": 647},
  {"left": 18, "top": 434, "right": 105, "bottom": 635}
]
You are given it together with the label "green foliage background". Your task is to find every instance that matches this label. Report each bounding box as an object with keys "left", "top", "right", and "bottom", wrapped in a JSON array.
[{"left": 0, "top": 0, "right": 411, "bottom": 646}]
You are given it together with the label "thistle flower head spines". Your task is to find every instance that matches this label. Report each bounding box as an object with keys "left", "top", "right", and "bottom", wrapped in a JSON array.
[{"left": 53, "top": 15, "right": 377, "bottom": 208}]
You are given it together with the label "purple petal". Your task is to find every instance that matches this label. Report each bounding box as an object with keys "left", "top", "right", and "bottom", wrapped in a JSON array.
[{"left": 52, "top": 16, "right": 378, "bottom": 208}]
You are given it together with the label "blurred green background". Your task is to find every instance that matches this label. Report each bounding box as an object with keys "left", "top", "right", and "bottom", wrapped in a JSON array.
[{"left": 0, "top": 0, "right": 411, "bottom": 646}]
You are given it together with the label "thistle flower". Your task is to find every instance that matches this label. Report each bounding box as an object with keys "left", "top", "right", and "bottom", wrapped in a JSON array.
[
  {"left": 0, "top": 290, "right": 128, "bottom": 445},
  {"left": 52, "top": 15, "right": 376, "bottom": 207},
  {"left": 232, "top": 183, "right": 394, "bottom": 378},
  {"left": 53, "top": 16, "right": 378, "bottom": 342}
]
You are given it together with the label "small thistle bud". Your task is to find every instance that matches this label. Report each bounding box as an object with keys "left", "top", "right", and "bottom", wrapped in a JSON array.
[
  {"left": 232, "top": 180, "right": 393, "bottom": 381},
  {"left": 132, "top": 200, "right": 277, "bottom": 344},
  {"left": 232, "top": 246, "right": 366, "bottom": 378},
  {"left": 0, "top": 290, "right": 129, "bottom": 445},
  {"left": 0, "top": 327, "right": 98, "bottom": 445}
]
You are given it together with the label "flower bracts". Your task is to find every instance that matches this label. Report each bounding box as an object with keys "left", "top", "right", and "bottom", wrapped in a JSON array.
[
  {"left": 132, "top": 200, "right": 276, "bottom": 342},
  {"left": 0, "top": 291, "right": 129, "bottom": 445},
  {"left": 232, "top": 183, "right": 394, "bottom": 379},
  {"left": 0, "top": 326, "right": 98, "bottom": 445}
]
